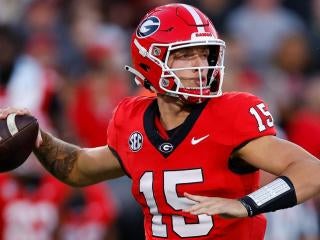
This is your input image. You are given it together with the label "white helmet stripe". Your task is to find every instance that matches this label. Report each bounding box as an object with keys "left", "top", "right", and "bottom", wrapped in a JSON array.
[{"left": 181, "top": 4, "right": 205, "bottom": 32}]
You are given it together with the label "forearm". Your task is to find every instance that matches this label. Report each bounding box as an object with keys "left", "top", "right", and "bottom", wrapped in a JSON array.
[
  {"left": 238, "top": 137, "right": 320, "bottom": 202},
  {"left": 237, "top": 136, "right": 320, "bottom": 216},
  {"left": 33, "top": 130, "right": 81, "bottom": 186},
  {"left": 281, "top": 153, "right": 320, "bottom": 203},
  {"left": 240, "top": 157, "right": 320, "bottom": 217},
  {"left": 256, "top": 139, "right": 320, "bottom": 203}
]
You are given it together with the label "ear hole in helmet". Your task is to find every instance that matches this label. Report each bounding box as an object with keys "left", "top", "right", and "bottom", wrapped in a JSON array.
[
  {"left": 139, "top": 63, "right": 150, "bottom": 72},
  {"left": 143, "top": 79, "right": 153, "bottom": 90}
]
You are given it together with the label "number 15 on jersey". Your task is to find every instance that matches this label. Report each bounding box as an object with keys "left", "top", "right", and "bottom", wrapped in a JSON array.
[{"left": 250, "top": 103, "right": 274, "bottom": 132}]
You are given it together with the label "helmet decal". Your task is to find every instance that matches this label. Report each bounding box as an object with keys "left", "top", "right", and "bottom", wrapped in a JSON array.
[
  {"left": 137, "top": 16, "right": 160, "bottom": 38},
  {"left": 181, "top": 4, "right": 205, "bottom": 32}
]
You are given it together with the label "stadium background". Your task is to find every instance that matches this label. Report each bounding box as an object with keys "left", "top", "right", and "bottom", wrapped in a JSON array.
[{"left": 0, "top": 0, "right": 319, "bottom": 239}]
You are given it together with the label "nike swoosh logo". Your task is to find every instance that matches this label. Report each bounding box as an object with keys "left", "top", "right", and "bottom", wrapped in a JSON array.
[{"left": 191, "top": 134, "right": 210, "bottom": 145}]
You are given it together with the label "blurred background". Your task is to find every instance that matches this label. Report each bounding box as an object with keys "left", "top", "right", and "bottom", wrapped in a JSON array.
[{"left": 0, "top": 0, "right": 319, "bottom": 239}]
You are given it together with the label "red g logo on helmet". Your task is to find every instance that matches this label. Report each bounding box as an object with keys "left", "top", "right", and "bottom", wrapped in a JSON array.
[{"left": 137, "top": 16, "right": 160, "bottom": 38}]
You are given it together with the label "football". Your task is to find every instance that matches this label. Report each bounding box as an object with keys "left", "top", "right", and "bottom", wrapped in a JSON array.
[{"left": 0, "top": 113, "right": 39, "bottom": 172}]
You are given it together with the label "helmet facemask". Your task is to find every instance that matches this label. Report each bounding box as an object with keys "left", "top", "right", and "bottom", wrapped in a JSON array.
[{"left": 156, "top": 40, "right": 225, "bottom": 104}]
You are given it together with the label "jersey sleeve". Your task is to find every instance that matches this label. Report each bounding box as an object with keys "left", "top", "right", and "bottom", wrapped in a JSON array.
[
  {"left": 107, "top": 97, "right": 135, "bottom": 178},
  {"left": 107, "top": 100, "right": 122, "bottom": 151},
  {"left": 107, "top": 97, "right": 135, "bottom": 150},
  {"left": 232, "top": 93, "right": 276, "bottom": 147}
]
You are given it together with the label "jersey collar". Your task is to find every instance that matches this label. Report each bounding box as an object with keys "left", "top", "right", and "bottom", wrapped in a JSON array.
[{"left": 143, "top": 99, "right": 208, "bottom": 157}]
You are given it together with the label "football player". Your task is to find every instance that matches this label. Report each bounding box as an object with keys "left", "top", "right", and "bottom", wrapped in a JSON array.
[{"left": 1, "top": 3, "right": 320, "bottom": 240}]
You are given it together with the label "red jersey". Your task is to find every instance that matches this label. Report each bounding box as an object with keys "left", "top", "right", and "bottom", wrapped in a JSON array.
[{"left": 107, "top": 92, "right": 276, "bottom": 240}]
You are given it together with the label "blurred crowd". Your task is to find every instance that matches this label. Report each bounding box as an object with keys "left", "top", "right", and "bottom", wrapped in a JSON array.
[{"left": 0, "top": 0, "right": 319, "bottom": 239}]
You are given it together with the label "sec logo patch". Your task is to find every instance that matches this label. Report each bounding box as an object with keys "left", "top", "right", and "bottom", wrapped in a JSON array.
[{"left": 129, "top": 131, "right": 143, "bottom": 152}]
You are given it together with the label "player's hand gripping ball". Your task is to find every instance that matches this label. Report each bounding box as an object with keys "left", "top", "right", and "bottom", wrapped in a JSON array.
[{"left": 0, "top": 113, "right": 39, "bottom": 172}]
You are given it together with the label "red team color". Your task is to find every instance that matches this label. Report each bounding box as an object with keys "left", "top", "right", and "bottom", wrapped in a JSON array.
[
  {"left": 107, "top": 92, "right": 276, "bottom": 239},
  {"left": 2, "top": 3, "right": 320, "bottom": 240}
]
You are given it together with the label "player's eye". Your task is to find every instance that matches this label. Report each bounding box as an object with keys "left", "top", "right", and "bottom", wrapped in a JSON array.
[
  {"left": 174, "top": 51, "right": 192, "bottom": 59},
  {"left": 201, "top": 49, "right": 210, "bottom": 58}
]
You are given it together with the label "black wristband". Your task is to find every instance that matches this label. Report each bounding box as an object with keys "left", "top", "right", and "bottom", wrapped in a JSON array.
[{"left": 239, "top": 176, "right": 297, "bottom": 217}]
